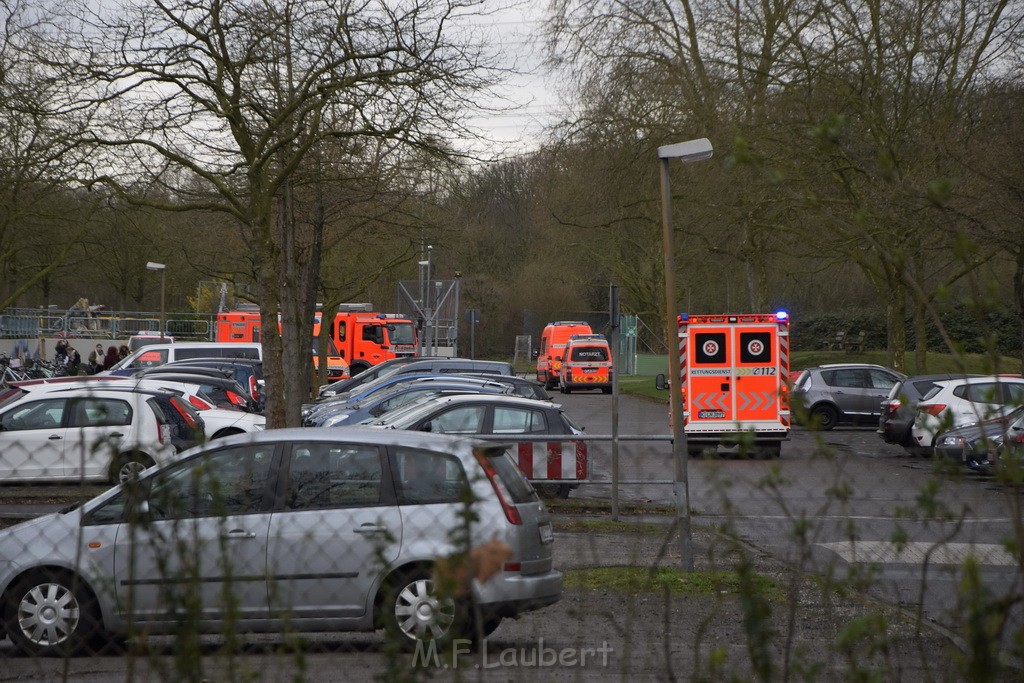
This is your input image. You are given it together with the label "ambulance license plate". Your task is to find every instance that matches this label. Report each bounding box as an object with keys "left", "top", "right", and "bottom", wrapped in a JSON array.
[
  {"left": 698, "top": 410, "right": 726, "bottom": 419},
  {"left": 583, "top": 368, "right": 597, "bottom": 373}
]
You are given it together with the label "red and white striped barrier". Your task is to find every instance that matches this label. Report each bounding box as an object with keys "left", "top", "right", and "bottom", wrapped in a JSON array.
[{"left": 514, "top": 441, "right": 588, "bottom": 481}]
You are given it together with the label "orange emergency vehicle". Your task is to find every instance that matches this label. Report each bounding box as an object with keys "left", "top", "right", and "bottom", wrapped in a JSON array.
[
  {"left": 536, "top": 321, "right": 593, "bottom": 390},
  {"left": 328, "top": 303, "right": 418, "bottom": 375},
  {"left": 215, "top": 308, "right": 349, "bottom": 381},
  {"left": 558, "top": 334, "right": 612, "bottom": 394},
  {"left": 670, "top": 312, "right": 791, "bottom": 457}
]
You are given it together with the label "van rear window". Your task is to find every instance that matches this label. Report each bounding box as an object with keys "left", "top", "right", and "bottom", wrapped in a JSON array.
[{"left": 571, "top": 346, "right": 608, "bottom": 361}]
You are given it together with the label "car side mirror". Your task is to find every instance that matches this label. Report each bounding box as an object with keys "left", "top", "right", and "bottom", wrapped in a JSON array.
[{"left": 655, "top": 374, "right": 668, "bottom": 391}]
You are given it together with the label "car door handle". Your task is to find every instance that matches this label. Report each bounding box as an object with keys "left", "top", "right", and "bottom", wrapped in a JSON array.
[
  {"left": 48, "top": 434, "right": 62, "bottom": 440},
  {"left": 109, "top": 432, "right": 124, "bottom": 438},
  {"left": 222, "top": 529, "right": 256, "bottom": 540},
  {"left": 354, "top": 524, "right": 388, "bottom": 535}
]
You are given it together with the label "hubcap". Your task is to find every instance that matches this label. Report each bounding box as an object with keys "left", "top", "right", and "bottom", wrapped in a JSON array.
[
  {"left": 119, "top": 460, "right": 147, "bottom": 483},
  {"left": 18, "top": 582, "right": 80, "bottom": 646},
  {"left": 393, "top": 578, "right": 455, "bottom": 640}
]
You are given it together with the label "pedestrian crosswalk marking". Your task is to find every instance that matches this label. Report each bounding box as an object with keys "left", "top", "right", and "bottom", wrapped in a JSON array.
[{"left": 819, "top": 541, "right": 1015, "bottom": 566}]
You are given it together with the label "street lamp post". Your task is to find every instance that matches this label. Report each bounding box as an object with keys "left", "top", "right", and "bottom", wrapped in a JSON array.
[
  {"left": 658, "top": 138, "right": 713, "bottom": 572},
  {"left": 146, "top": 261, "right": 167, "bottom": 340}
]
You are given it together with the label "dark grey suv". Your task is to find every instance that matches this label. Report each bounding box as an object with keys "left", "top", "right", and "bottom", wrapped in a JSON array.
[
  {"left": 877, "top": 373, "right": 976, "bottom": 450},
  {"left": 792, "top": 363, "right": 905, "bottom": 430}
]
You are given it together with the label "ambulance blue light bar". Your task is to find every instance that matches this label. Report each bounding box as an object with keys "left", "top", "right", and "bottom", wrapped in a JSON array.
[{"left": 775, "top": 311, "right": 789, "bottom": 321}]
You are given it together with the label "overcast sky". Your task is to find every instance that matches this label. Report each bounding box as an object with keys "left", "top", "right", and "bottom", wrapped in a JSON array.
[{"left": 459, "top": 0, "right": 567, "bottom": 158}]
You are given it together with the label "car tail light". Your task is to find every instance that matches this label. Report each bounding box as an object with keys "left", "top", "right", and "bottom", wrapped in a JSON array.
[
  {"left": 170, "top": 397, "right": 202, "bottom": 430},
  {"left": 227, "top": 390, "right": 247, "bottom": 408},
  {"left": 248, "top": 376, "right": 260, "bottom": 402},
  {"left": 1014, "top": 432, "right": 1024, "bottom": 444},
  {"left": 155, "top": 413, "right": 165, "bottom": 444},
  {"left": 188, "top": 395, "right": 214, "bottom": 411},
  {"left": 473, "top": 451, "right": 522, "bottom": 525},
  {"left": 502, "top": 562, "right": 521, "bottom": 572},
  {"left": 882, "top": 399, "right": 901, "bottom": 411},
  {"left": 920, "top": 404, "right": 947, "bottom": 416}
]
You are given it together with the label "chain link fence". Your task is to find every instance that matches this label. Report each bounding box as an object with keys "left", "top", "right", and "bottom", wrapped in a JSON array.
[{"left": 0, "top": 384, "right": 1021, "bottom": 681}]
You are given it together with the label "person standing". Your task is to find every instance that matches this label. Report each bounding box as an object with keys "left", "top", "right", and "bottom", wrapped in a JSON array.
[
  {"left": 87, "top": 343, "right": 104, "bottom": 374},
  {"left": 66, "top": 346, "right": 82, "bottom": 375},
  {"left": 102, "top": 345, "right": 120, "bottom": 370}
]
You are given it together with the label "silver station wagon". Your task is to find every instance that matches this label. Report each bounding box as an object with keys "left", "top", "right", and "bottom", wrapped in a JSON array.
[{"left": 0, "top": 428, "right": 561, "bottom": 655}]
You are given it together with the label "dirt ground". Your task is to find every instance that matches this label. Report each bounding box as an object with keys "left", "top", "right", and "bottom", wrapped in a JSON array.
[{"left": 3, "top": 514, "right": 1005, "bottom": 682}]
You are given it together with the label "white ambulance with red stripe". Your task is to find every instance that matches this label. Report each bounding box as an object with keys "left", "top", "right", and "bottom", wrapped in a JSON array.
[{"left": 664, "top": 312, "right": 791, "bottom": 457}]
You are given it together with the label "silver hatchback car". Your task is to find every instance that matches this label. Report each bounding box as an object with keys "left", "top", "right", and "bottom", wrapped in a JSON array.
[{"left": 0, "top": 428, "right": 561, "bottom": 655}]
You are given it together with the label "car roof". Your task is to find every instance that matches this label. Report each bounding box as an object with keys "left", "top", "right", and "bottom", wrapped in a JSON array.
[
  {"left": 931, "top": 374, "right": 1024, "bottom": 387},
  {"left": 178, "top": 425, "right": 491, "bottom": 454}
]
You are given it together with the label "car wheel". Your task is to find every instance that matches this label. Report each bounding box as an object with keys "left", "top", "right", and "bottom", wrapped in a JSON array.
[
  {"left": 601, "top": 387, "right": 612, "bottom": 394},
  {"left": 563, "top": 385, "right": 572, "bottom": 394},
  {"left": 4, "top": 570, "right": 103, "bottom": 657},
  {"left": 811, "top": 404, "right": 839, "bottom": 431},
  {"left": 544, "top": 378, "right": 556, "bottom": 391},
  {"left": 110, "top": 452, "right": 155, "bottom": 485},
  {"left": 382, "top": 570, "right": 463, "bottom": 644}
]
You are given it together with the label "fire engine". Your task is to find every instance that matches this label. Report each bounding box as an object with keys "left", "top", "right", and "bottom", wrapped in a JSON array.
[
  {"left": 660, "top": 312, "right": 791, "bottom": 458},
  {"left": 215, "top": 307, "right": 349, "bottom": 381},
  {"left": 328, "top": 303, "right": 418, "bottom": 375}
]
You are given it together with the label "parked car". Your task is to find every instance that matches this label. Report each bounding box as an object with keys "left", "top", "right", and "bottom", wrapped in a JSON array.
[
  {"left": 165, "top": 358, "right": 265, "bottom": 411},
  {"left": 932, "top": 406, "right": 1024, "bottom": 472},
  {"left": 107, "top": 342, "right": 262, "bottom": 373},
  {"left": 0, "top": 383, "right": 190, "bottom": 483},
  {"left": 309, "top": 377, "right": 516, "bottom": 427},
  {"left": 0, "top": 429, "right": 561, "bottom": 655},
  {"left": 362, "top": 394, "right": 585, "bottom": 497},
  {"left": 5, "top": 376, "right": 264, "bottom": 445},
  {"left": 127, "top": 334, "right": 175, "bottom": 352},
  {"left": 132, "top": 368, "right": 258, "bottom": 413},
  {"left": 911, "top": 375, "right": 1024, "bottom": 452},
  {"left": 878, "top": 374, "right": 977, "bottom": 451},
  {"left": 318, "top": 358, "right": 514, "bottom": 398},
  {"left": 791, "top": 363, "right": 906, "bottom": 430}
]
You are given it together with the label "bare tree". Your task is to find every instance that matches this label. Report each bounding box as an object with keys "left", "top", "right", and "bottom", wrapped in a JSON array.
[{"left": 50, "top": 0, "right": 496, "bottom": 426}]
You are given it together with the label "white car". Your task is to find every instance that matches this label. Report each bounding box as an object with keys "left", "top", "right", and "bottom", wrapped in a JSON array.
[
  {"left": 0, "top": 382, "right": 179, "bottom": 483},
  {"left": 6, "top": 376, "right": 265, "bottom": 442},
  {"left": 911, "top": 375, "right": 1024, "bottom": 451}
]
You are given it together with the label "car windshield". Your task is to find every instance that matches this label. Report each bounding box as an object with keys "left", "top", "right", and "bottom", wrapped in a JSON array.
[
  {"left": 387, "top": 322, "right": 416, "bottom": 345},
  {"left": 369, "top": 396, "right": 448, "bottom": 428}
]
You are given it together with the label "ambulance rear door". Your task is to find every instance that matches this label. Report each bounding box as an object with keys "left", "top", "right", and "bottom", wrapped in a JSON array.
[{"left": 685, "top": 320, "right": 784, "bottom": 435}]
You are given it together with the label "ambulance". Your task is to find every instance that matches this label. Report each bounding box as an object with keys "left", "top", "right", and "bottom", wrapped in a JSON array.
[
  {"left": 659, "top": 312, "right": 791, "bottom": 457},
  {"left": 558, "top": 334, "right": 613, "bottom": 394},
  {"left": 536, "top": 321, "right": 593, "bottom": 390}
]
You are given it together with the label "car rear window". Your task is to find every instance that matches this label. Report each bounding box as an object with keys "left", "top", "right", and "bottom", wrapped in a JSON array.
[
  {"left": 910, "top": 380, "right": 938, "bottom": 398},
  {"left": 482, "top": 447, "right": 537, "bottom": 503}
]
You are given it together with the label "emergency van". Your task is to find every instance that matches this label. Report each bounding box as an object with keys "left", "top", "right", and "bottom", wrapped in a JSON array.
[
  {"left": 536, "top": 321, "right": 593, "bottom": 390},
  {"left": 558, "top": 334, "right": 613, "bottom": 394},
  {"left": 215, "top": 308, "right": 349, "bottom": 381},
  {"left": 659, "top": 312, "right": 791, "bottom": 457}
]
